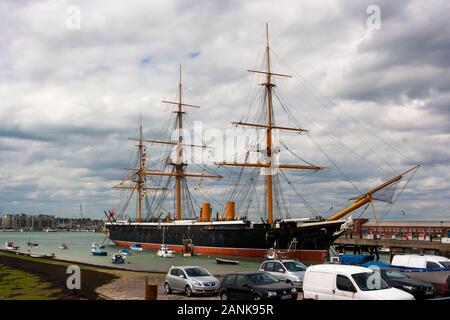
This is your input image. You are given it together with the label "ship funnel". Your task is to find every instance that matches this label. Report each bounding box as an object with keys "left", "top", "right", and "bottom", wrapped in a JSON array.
[
  {"left": 201, "top": 203, "right": 211, "bottom": 222},
  {"left": 225, "top": 201, "right": 235, "bottom": 221}
]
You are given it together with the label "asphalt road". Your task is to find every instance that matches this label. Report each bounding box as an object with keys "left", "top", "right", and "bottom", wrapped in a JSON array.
[{"left": 96, "top": 273, "right": 303, "bottom": 300}]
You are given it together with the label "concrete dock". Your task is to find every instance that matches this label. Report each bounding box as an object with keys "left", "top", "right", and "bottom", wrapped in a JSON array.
[{"left": 334, "top": 237, "right": 450, "bottom": 257}]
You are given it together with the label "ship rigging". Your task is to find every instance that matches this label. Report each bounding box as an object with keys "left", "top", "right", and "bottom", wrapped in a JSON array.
[{"left": 105, "top": 24, "right": 420, "bottom": 258}]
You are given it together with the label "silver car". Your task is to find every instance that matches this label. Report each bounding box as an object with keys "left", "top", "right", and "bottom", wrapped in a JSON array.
[
  {"left": 164, "top": 266, "right": 220, "bottom": 296},
  {"left": 259, "top": 259, "right": 307, "bottom": 289}
]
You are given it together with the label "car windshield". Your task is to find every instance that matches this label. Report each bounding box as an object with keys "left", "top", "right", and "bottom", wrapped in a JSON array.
[
  {"left": 439, "top": 261, "right": 450, "bottom": 268},
  {"left": 185, "top": 267, "right": 210, "bottom": 277},
  {"left": 351, "top": 272, "right": 390, "bottom": 291},
  {"left": 283, "top": 261, "right": 306, "bottom": 272},
  {"left": 384, "top": 270, "right": 408, "bottom": 279},
  {"left": 249, "top": 273, "right": 279, "bottom": 285}
]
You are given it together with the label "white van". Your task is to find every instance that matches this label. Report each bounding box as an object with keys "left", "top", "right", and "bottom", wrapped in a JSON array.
[
  {"left": 303, "top": 264, "right": 415, "bottom": 300},
  {"left": 391, "top": 255, "right": 450, "bottom": 269}
]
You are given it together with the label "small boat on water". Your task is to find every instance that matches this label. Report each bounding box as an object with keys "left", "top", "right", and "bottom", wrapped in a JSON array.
[
  {"left": 264, "top": 248, "right": 277, "bottom": 260},
  {"left": 216, "top": 257, "right": 240, "bottom": 265},
  {"left": 4, "top": 241, "right": 19, "bottom": 251},
  {"left": 379, "top": 246, "right": 391, "bottom": 253},
  {"left": 157, "top": 245, "right": 175, "bottom": 258},
  {"left": 30, "top": 252, "right": 55, "bottom": 259},
  {"left": 130, "top": 243, "right": 143, "bottom": 251},
  {"left": 119, "top": 249, "right": 131, "bottom": 256},
  {"left": 182, "top": 238, "right": 195, "bottom": 257},
  {"left": 59, "top": 243, "right": 68, "bottom": 250},
  {"left": 43, "top": 228, "right": 57, "bottom": 232},
  {"left": 111, "top": 253, "right": 125, "bottom": 264},
  {"left": 46, "top": 252, "right": 56, "bottom": 259},
  {"left": 92, "top": 245, "right": 107, "bottom": 256},
  {"left": 263, "top": 246, "right": 301, "bottom": 261},
  {"left": 92, "top": 242, "right": 99, "bottom": 248},
  {"left": 27, "top": 239, "right": 39, "bottom": 247}
]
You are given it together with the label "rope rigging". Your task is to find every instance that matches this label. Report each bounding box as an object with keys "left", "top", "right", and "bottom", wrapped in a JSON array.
[
  {"left": 115, "top": 28, "right": 420, "bottom": 225},
  {"left": 270, "top": 48, "right": 413, "bottom": 172}
]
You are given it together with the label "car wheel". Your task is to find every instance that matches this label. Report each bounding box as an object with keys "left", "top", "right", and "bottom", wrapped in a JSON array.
[
  {"left": 220, "top": 291, "right": 228, "bottom": 300},
  {"left": 185, "top": 285, "right": 193, "bottom": 297},
  {"left": 252, "top": 294, "right": 261, "bottom": 300},
  {"left": 164, "top": 282, "right": 172, "bottom": 294}
]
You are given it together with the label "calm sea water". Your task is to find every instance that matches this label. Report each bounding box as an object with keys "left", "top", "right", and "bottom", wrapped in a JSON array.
[{"left": 0, "top": 232, "right": 262, "bottom": 275}]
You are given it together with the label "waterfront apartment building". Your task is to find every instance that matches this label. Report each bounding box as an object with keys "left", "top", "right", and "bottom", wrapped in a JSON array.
[
  {"left": 0, "top": 213, "right": 55, "bottom": 230},
  {"left": 1, "top": 214, "right": 28, "bottom": 229},
  {"left": 32, "top": 214, "right": 56, "bottom": 230},
  {"left": 55, "top": 217, "right": 103, "bottom": 231}
]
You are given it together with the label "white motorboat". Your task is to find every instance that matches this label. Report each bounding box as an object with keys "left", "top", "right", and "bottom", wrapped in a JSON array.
[
  {"left": 156, "top": 226, "right": 174, "bottom": 257},
  {"left": 4, "top": 241, "right": 19, "bottom": 251},
  {"left": 129, "top": 243, "right": 144, "bottom": 251},
  {"left": 379, "top": 246, "right": 391, "bottom": 253},
  {"left": 157, "top": 244, "right": 175, "bottom": 258},
  {"left": 30, "top": 252, "right": 55, "bottom": 259},
  {"left": 92, "top": 245, "right": 107, "bottom": 256}
]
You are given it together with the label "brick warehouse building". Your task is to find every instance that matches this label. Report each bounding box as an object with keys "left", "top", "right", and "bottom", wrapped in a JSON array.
[{"left": 350, "top": 219, "right": 450, "bottom": 240}]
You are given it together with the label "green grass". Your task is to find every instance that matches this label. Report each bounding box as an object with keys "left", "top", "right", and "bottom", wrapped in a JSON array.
[
  {"left": 0, "top": 264, "right": 61, "bottom": 300},
  {"left": 0, "top": 250, "right": 152, "bottom": 277}
]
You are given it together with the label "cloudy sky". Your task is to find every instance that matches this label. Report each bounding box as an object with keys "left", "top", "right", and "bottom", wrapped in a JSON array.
[{"left": 0, "top": 0, "right": 449, "bottom": 221}]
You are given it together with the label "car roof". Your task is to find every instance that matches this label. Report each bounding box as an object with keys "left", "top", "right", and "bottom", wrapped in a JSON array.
[
  {"left": 224, "top": 271, "right": 265, "bottom": 276},
  {"left": 170, "top": 266, "right": 203, "bottom": 269},
  {"left": 367, "top": 267, "right": 402, "bottom": 272},
  {"left": 394, "top": 254, "right": 449, "bottom": 261},
  {"left": 261, "top": 259, "right": 300, "bottom": 263},
  {"left": 307, "top": 264, "right": 372, "bottom": 274}
]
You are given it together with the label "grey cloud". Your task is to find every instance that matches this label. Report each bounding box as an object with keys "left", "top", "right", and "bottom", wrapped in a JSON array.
[{"left": 0, "top": 0, "right": 448, "bottom": 220}]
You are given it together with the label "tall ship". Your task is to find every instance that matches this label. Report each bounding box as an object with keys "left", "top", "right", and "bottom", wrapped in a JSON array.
[{"left": 105, "top": 25, "right": 418, "bottom": 260}]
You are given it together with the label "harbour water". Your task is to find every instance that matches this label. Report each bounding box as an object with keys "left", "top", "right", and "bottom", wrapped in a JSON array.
[{"left": 0, "top": 232, "right": 262, "bottom": 274}]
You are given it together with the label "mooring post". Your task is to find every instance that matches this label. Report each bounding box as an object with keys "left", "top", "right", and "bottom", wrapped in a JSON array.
[{"left": 144, "top": 276, "right": 158, "bottom": 300}]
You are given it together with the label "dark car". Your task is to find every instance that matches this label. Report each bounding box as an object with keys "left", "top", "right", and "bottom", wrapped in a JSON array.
[
  {"left": 378, "top": 268, "right": 435, "bottom": 299},
  {"left": 219, "top": 272, "right": 298, "bottom": 300},
  {"left": 444, "top": 275, "right": 450, "bottom": 296}
]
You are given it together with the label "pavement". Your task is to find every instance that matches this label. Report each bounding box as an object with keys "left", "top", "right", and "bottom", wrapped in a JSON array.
[
  {"left": 96, "top": 274, "right": 303, "bottom": 300},
  {"left": 96, "top": 274, "right": 218, "bottom": 300}
]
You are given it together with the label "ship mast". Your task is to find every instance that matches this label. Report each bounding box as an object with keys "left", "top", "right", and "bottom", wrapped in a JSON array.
[
  {"left": 175, "top": 65, "right": 184, "bottom": 221},
  {"left": 113, "top": 115, "right": 166, "bottom": 223},
  {"left": 265, "top": 23, "right": 274, "bottom": 225},
  {"left": 216, "top": 24, "right": 323, "bottom": 224},
  {"left": 136, "top": 66, "right": 222, "bottom": 221},
  {"left": 326, "top": 165, "right": 420, "bottom": 221},
  {"left": 137, "top": 115, "right": 144, "bottom": 222}
]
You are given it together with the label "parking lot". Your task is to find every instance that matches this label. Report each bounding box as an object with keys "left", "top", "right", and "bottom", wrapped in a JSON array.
[{"left": 96, "top": 273, "right": 303, "bottom": 300}]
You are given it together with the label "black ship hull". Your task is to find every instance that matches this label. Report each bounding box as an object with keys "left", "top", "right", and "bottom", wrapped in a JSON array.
[{"left": 106, "top": 219, "right": 348, "bottom": 261}]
